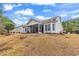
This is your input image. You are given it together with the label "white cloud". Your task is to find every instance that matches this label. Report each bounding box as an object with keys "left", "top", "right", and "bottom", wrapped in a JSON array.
[
  {"left": 15, "top": 9, "right": 34, "bottom": 15},
  {"left": 45, "top": 17, "right": 51, "bottom": 19},
  {"left": 13, "top": 4, "right": 22, "bottom": 7},
  {"left": 68, "top": 9, "right": 79, "bottom": 14},
  {"left": 71, "top": 15, "right": 79, "bottom": 19},
  {"left": 3, "top": 4, "right": 22, "bottom": 11},
  {"left": 22, "top": 17, "right": 27, "bottom": 19},
  {"left": 36, "top": 16, "right": 45, "bottom": 20},
  {"left": 54, "top": 10, "right": 68, "bottom": 17},
  {"left": 51, "top": 3, "right": 56, "bottom": 6},
  {"left": 36, "top": 15, "right": 51, "bottom": 21},
  {"left": 43, "top": 9, "right": 52, "bottom": 12},
  {"left": 55, "top": 9, "right": 79, "bottom": 18},
  {"left": 60, "top": 10, "right": 68, "bottom": 14},
  {"left": 3, "top": 4, "right": 13, "bottom": 11},
  {"left": 60, "top": 9, "right": 79, "bottom": 15},
  {"left": 13, "top": 19, "right": 23, "bottom": 25},
  {"left": 24, "top": 20, "right": 28, "bottom": 24},
  {"left": 60, "top": 14, "right": 68, "bottom": 17},
  {"left": 59, "top": 9, "right": 79, "bottom": 18}
]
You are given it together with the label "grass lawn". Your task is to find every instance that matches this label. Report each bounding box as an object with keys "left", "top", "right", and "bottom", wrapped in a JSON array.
[{"left": 0, "top": 34, "right": 79, "bottom": 56}]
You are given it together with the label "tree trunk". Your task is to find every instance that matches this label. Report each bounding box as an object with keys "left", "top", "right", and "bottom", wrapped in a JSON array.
[{"left": 7, "top": 30, "right": 10, "bottom": 35}]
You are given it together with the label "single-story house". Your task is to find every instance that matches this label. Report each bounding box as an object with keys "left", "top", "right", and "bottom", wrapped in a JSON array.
[
  {"left": 11, "top": 16, "right": 63, "bottom": 34},
  {"left": 10, "top": 25, "right": 25, "bottom": 33}
]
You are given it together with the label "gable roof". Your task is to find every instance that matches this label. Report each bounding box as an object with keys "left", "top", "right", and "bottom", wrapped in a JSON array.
[
  {"left": 23, "top": 19, "right": 39, "bottom": 27},
  {"left": 22, "top": 16, "right": 61, "bottom": 27},
  {"left": 43, "top": 16, "right": 61, "bottom": 24},
  {"left": 27, "top": 19, "right": 37, "bottom": 24}
]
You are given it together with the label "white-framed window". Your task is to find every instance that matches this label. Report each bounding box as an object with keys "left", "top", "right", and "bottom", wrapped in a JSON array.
[
  {"left": 52, "top": 24, "right": 55, "bottom": 31},
  {"left": 45, "top": 24, "right": 51, "bottom": 31},
  {"left": 48, "top": 24, "right": 50, "bottom": 31}
]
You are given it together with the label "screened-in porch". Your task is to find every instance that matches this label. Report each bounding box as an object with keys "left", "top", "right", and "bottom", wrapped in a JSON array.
[{"left": 25, "top": 24, "right": 43, "bottom": 33}]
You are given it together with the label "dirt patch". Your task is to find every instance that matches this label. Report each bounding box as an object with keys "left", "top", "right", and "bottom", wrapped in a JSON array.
[{"left": 0, "top": 34, "right": 79, "bottom": 56}]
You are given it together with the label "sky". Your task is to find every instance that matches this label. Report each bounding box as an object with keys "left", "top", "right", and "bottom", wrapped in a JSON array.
[{"left": 1, "top": 3, "right": 79, "bottom": 26}]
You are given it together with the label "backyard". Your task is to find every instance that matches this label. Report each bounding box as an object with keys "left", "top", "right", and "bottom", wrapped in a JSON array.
[{"left": 0, "top": 34, "right": 79, "bottom": 56}]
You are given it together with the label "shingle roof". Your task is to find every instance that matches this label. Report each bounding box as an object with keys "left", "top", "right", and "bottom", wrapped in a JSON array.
[
  {"left": 16, "top": 16, "right": 61, "bottom": 28},
  {"left": 43, "top": 16, "right": 60, "bottom": 24}
]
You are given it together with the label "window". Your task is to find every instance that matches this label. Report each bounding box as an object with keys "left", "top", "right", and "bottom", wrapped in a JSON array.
[
  {"left": 52, "top": 24, "right": 55, "bottom": 31},
  {"left": 48, "top": 24, "right": 50, "bottom": 31},
  {"left": 45, "top": 25, "right": 47, "bottom": 31},
  {"left": 45, "top": 24, "right": 50, "bottom": 31}
]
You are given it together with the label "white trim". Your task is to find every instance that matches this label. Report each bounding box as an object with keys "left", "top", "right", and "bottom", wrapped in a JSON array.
[{"left": 44, "top": 23, "right": 52, "bottom": 33}]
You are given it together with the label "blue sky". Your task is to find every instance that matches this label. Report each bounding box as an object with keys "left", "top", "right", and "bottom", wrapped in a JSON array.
[{"left": 2, "top": 3, "right": 79, "bottom": 26}]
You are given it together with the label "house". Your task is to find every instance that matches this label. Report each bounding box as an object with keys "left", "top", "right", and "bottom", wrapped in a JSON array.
[
  {"left": 11, "top": 16, "right": 63, "bottom": 34},
  {"left": 10, "top": 25, "right": 25, "bottom": 33}
]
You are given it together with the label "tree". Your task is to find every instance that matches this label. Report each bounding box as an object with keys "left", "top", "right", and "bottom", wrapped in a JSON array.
[
  {"left": 0, "top": 9, "right": 3, "bottom": 16},
  {"left": 0, "top": 6, "right": 15, "bottom": 35},
  {"left": 0, "top": 7, "right": 6, "bottom": 34},
  {"left": 4, "top": 22, "right": 15, "bottom": 34},
  {"left": 0, "top": 16, "right": 15, "bottom": 34},
  {"left": 62, "top": 17, "right": 79, "bottom": 33},
  {"left": 2, "top": 16, "right": 15, "bottom": 34}
]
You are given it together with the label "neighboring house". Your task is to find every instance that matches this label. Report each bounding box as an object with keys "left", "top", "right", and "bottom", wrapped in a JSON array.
[
  {"left": 11, "top": 25, "right": 25, "bottom": 33},
  {"left": 11, "top": 16, "right": 63, "bottom": 34}
]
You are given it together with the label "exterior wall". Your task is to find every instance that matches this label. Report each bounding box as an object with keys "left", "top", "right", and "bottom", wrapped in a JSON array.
[
  {"left": 20, "top": 27, "right": 25, "bottom": 33},
  {"left": 54, "top": 17, "right": 63, "bottom": 33},
  {"left": 44, "top": 23, "right": 52, "bottom": 33},
  {"left": 44, "top": 17, "right": 63, "bottom": 33}
]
